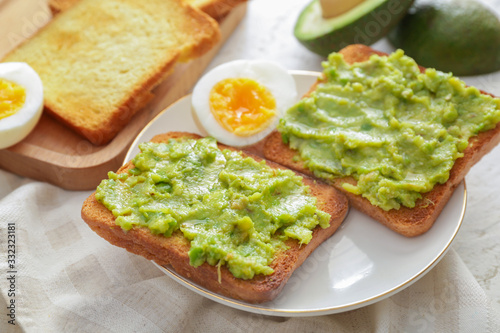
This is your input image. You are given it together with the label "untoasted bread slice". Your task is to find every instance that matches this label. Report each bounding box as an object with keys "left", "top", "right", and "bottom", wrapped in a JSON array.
[
  {"left": 262, "top": 44, "right": 500, "bottom": 237},
  {"left": 2, "top": 0, "right": 220, "bottom": 145},
  {"left": 48, "top": 0, "right": 247, "bottom": 20},
  {"left": 81, "top": 132, "right": 349, "bottom": 303}
]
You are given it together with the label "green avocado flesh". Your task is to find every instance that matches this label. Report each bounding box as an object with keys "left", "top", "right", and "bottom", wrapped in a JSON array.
[
  {"left": 277, "top": 50, "right": 500, "bottom": 211},
  {"left": 294, "top": 0, "right": 414, "bottom": 56},
  {"left": 95, "top": 137, "right": 331, "bottom": 280},
  {"left": 388, "top": 0, "right": 500, "bottom": 76}
]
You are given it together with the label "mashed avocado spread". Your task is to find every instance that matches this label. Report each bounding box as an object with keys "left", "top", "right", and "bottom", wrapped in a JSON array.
[
  {"left": 278, "top": 50, "right": 500, "bottom": 211},
  {"left": 95, "top": 137, "right": 331, "bottom": 279}
]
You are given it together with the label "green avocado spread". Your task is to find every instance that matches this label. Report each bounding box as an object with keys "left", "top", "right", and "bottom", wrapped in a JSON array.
[
  {"left": 95, "top": 137, "right": 331, "bottom": 279},
  {"left": 278, "top": 50, "right": 500, "bottom": 211}
]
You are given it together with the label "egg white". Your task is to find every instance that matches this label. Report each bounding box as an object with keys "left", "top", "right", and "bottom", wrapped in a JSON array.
[
  {"left": 192, "top": 59, "right": 297, "bottom": 147},
  {"left": 0, "top": 62, "right": 43, "bottom": 150}
]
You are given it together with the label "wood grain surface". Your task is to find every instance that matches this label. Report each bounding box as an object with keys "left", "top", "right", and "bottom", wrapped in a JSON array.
[{"left": 0, "top": 0, "right": 247, "bottom": 190}]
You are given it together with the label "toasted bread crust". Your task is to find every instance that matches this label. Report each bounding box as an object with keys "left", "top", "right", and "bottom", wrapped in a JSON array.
[
  {"left": 192, "top": 0, "right": 248, "bottom": 20},
  {"left": 48, "top": 0, "right": 78, "bottom": 14},
  {"left": 262, "top": 44, "right": 500, "bottom": 237},
  {"left": 81, "top": 132, "right": 349, "bottom": 303},
  {"left": 48, "top": 0, "right": 247, "bottom": 20}
]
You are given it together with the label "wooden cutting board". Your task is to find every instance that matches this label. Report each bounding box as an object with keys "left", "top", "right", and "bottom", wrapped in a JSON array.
[{"left": 0, "top": 0, "right": 247, "bottom": 190}]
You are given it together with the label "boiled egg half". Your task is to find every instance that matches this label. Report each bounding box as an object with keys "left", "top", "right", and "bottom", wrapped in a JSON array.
[
  {"left": 192, "top": 59, "right": 297, "bottom": 147},
  {"left": 0, "top": 62, "right": 43, "bottom": 149}
]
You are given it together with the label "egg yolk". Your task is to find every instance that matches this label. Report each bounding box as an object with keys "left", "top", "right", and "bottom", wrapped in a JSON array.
[
  {"left": 209, "top": 78, "right": 276, "bottom": 136},
  {"left": 0, "top": 78, "right": 26, "bottom": 120}
]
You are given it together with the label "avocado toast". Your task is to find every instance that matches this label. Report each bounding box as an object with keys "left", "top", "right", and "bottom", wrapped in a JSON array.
[
  {"left": 262, "top": 44, "right": 500, "bottom": 237},
  {"left": 81, "top": 132, "right": 349, "bottom": 303}
]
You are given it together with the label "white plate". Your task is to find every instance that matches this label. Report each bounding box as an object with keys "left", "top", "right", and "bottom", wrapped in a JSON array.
[{"left": 125, "top": 71, "right": 466, "bottom": 317}]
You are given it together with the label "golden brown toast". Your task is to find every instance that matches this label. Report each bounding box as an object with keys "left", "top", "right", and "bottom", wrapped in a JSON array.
[
  {"left": 187, "top": 0, "right": 248, "bottom": 19},
  {"left": 262, "top": 44, "right": 500, "bottom": 237},
  {"left": 48, "top": 0, "right": 247, "bottom": 20},
  {"left": 81, "top": 132, "right": 349, "bottom": 303},
  {"left": 2, "top": 0, "right": 220, "bottom": 145}
]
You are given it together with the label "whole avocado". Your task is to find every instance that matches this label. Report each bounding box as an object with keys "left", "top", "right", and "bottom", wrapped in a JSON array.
[
  {"left": 388, "top": 0, "right": 500, "bottom": 76},
  {"left": 294, "top": 0, "right": 415, "bottom": 56}
]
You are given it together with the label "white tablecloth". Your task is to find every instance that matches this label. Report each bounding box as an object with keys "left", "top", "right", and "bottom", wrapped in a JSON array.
[{"left": 1, "top": 0, "right": 500, "bottom": 332}]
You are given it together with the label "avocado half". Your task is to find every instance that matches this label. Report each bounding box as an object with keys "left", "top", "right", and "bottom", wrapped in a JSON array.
[{"left": 294, "top": 0, "right": 414, "bottom": 56}]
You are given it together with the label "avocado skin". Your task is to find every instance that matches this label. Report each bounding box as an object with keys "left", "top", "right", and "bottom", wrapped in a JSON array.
[
  {"left": 294, "top": 0, "right": 415, "bottom": 56},
  {"left": 388, "top": 0, "right": 500, "bottom": 76}
]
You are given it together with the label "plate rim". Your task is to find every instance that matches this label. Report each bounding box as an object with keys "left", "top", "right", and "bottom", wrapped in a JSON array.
[{"left": 124, "top": 71, "right": 467, "bottom": 317}]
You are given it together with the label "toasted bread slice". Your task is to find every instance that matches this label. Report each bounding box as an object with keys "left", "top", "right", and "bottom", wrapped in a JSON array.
[
  {"left": 48, "top": 0, "right": 247, "bottom": 20},
  {"left": 2, "top": 0, "right": 220, "bottom": 145},
  {"left": 187, "top": 0, "right": 247, "bottom": 19},
  {"left": 81, "top": 132, "right": 349, "bottom": 303},
  {"left": 262, "top": 44, "right": 500, "bottom": 237}
]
